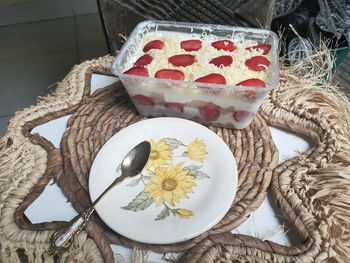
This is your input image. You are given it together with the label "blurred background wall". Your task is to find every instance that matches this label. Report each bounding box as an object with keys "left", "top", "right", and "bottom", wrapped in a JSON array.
[
  {"left": 0, "top": 0, "right": 108, "bottom": 135},
  {"left": 0, "top": 0, "right": 98, "bottom": 26}
]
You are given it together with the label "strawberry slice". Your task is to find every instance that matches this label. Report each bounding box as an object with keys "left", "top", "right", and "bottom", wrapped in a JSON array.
[
  {"left": 237, "top": 78, "right": 266, "bottom": 97},
  {"left": 233, "top": 111, "right": 254, "bottom": 122},
  {"left": 164, "top": 102, "right": 184, "bottom": 112},
  {"left": 199, "top": 103, "right": 221, "bottom": 122},
  {"left": 123, "top": 67, "right": 149, "bottom": 77},
  {"left": 211, "top": 40, "right": 236, "bottom": 52},
  {"left": 155, "top": 69, "right": 185, "bottom": 80},
  {"left": 246, "top": 44, "right": 271, "bottom": 55},
  {"left": 245, "top": 56, "right": 270, "bottom": 71},
  {"left": 132, "top": 95, "right": 155, "bottom": 106},
  {"left": 209, "top": 55, "right": 233, "bottom": 67},
  {"left": 236, "top": 78, "right": 266, "bottom": 87},
  {"left": 143, "top": 40, "right": 164, "bottom": 52},
  {"left": 133, "top": 54, "right": 153, "bottom": 67},
  {"left": 195, "top": 73, "right": 226, "bottom": 84},
  {"left": 180, "top": 39, "right": 202, "bottom": 51},
  {"left": 168, "top": 54, "right": 196, "bottom": 67}
]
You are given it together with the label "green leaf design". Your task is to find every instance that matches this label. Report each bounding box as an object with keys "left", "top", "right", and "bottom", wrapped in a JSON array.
[
  {"left": 169, "top": 207, "right": 177, "bottom": 216},
  {"left": 126, "top": 177, "right": 141, "bottom": 187},
  {"left": 181, "top": 151, "right": 188, "bottom": 157},
  {"left": 141, "top": 175, "right": 151, "bottom": 181},
  {"left": 121, "top": 191, "right": 154, "bottom": 212},
  {"left": 188, "top": 170, "right": 210, "bottom": 180},
  {"left": 116, "top": 163, "right": 121, "bottom": 173},
  {"left": 161, "top": 138, "right": 184, "bottom": 150},
  {"left": 155, "top": 205, "right": 170, "bottom": 221},
  {"left": 183, "top": 165, "right": 202, "bottom": 172},
  {"left": 183, "top": 165, "right": 209, "bottom": 179}
]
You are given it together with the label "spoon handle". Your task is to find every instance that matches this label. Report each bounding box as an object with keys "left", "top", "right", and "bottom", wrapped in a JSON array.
[
  {"left": 49, "top": 206, "right": 95, "bottom": 255},
  {"left": 49, "top": 174, "right": 128, "bottom": 255}
]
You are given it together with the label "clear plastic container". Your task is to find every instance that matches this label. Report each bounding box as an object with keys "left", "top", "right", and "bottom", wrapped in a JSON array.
[{"left": 111, "top": 20, "right": 279, "bottom": 129}]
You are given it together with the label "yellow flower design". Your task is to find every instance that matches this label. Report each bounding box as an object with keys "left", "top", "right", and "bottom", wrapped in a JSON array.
[
  {"left": 187, "top": 138, "right": 208, "bottom": 162},
  {"left": 144, "top": 162, "right": 197, "bottom": 207},
  {"left": 176, "top": 209, "right": 193, "bottom": 218},
  {"left": 146, "top": 139, "right": 173, "bottom": 169}
]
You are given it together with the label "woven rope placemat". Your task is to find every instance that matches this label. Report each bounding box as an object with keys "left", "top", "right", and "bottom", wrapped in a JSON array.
[
  {"left": 1, "top": 49, "right": 350, "bottom": 262},
  {"left": 55, "top": 79, "right": 277, "bottom": 260},
  {"left": 10, "top": 58, "right": 278, "bottom": 262}
]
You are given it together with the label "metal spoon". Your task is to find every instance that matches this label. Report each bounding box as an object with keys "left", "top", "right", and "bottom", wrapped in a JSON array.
[{"left": 49, "top": 141, "right": 151, "bottom": 255}]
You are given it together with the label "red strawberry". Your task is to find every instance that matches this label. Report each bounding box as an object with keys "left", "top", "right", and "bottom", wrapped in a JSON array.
[
  {"left": 164, "top": 102, "right": 184, "bottom": 112},
  {"left": 199, "top": 103, "right": 221, "bottom": 121},
  {"left": 133, "top": 54, "right": 153, "bottom": 67},
  {"left": 123, "top": 67, "right": 149, "bottom": 77},
  {"left": 168, "top": 54, "right": 196, "bottom": 67},
  {"left": 246, "top": 44, "right": 271, "bottom": 55},
  {"left": 245, "top": 56, "right": 270, "bottom": 71},
  {"left": 211, "top": 40, "right": 236, "bottom": 52},
  {"left": 180, "top": 39, "right": 202, "bottom": 51},
  {"left": 233, "top": 111, "right": 254, "bottom": 122},
  {"left": 132, "top": 95, "right": 155, "bottom": 106},
  {"left": 143, "top": 40, "right": 164, "bottom": 52},
  {"left": 209, "top": 55, "right": 233, "bottom": 67},
  {"left": 236, "top": 78, "right": 266, "bottom": 87},
  {"left": 195, "top": 73, "right": 226, "bottom": 84},
  {"left": 155, "top": 69, "right": 185, "bottom": 80}
]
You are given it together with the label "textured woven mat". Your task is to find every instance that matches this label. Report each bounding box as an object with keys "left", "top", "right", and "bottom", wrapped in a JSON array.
[
  {"left": 57, "top": 80, "right": 277, "bottom": 259},
  {"left": 1, "top": 51, "right": 350, "bottom": 262}
]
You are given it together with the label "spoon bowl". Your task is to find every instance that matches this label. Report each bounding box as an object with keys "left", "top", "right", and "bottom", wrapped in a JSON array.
[{"left": 121, "top": 141, "right": 151, "bottom": 177}]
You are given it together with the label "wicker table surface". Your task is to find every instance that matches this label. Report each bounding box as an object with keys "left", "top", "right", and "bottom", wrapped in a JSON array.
[
  {"left": 23, "top": 73, "right": 307, "bottom": 262},
  {"left": 1, "top": 52, "right": 350, "bottom": 262}
]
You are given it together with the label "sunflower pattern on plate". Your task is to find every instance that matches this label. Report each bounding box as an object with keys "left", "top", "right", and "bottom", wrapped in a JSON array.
[
  {"left": 146, "top": 139, "right": 173, "bottom": 169},
  {"left": 121, "top": 138, "right": 209, "bottom": 221}
]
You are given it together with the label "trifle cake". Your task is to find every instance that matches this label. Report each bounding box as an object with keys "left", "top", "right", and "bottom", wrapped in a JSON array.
[{"left": 112, "top": 21, "right": 279, "bottom": 129}]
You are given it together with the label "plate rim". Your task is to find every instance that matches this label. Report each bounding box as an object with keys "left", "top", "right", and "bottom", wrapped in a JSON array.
[{"left": 88, "top": 117, "right": 238, "bottom": 244}]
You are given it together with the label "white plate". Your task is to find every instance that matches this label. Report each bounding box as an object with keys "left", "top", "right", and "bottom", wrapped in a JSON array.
[{"left": 89, "top": 117, "right": 237, "bottom": 244}]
